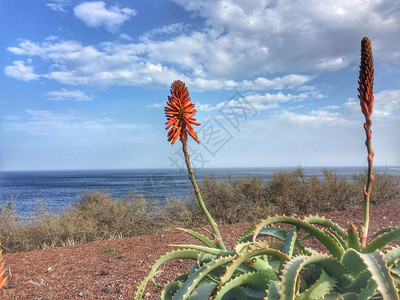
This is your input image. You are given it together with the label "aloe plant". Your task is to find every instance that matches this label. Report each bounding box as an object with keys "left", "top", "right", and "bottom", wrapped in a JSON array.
[{"left": 135, "top": 38, "right": 400, "bottom": 300}]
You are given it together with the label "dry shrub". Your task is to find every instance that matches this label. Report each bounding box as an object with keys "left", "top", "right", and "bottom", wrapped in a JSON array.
[
  {"left": 0, "top": 169, "right": 399, "bottom": 253},
  {"left": 200, "top": 175, "right": 271, "bottom": 224}
]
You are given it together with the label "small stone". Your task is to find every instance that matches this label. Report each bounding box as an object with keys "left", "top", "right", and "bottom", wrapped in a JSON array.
[
  {"left": 28, "top": 280, "right": 40, "bottom": 286},
  {"left": 78, "top": 291, "right": 84, "bottom": 297},
  {"left": 145, "top": 292, "right": 151, "bottom": 298},
  {"left": 107, "top": 258, "right": 114, "bottom": 263},
  {"left": 46, "top": 267, "right": 53, "bottom": 273},
  {"left": 100, "top": 268, "right": 110, "bottom": 276},
  {"left": 117, "top": 254, "right": 125, "bottom": 260},
  {"left": 5, "top": 284, "right": 20, "bottom": 289},
  {"left": 102, "top": 285, "right": 114, "bottom": 294}
]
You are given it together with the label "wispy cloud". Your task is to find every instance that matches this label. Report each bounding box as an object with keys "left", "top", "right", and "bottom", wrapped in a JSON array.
[
  {"left": 141, "top": 23, "right": 185, "bottom": 40},
  {"left": 192, "top": 91, "right": 324, "bottom": 113},
  {"left": 4, "top": 109, "right": 148, "bottom": 135},
  {"left": 46, "top": 89, "right": 94, "bottom": 101},
  {"left": 46, "top": 0, "right": 70, "bottom": 12},
  {"left": 4, "top": 60, "right": 40, "bottom": 81},
  {"left": 145, "top": 103, "right": 163, "bottom": 108},
  {"left": 73, "top": 1, "right": 136, "bottom": 33},
  {"left": 119, "top": 33, "right": 133, "bottom": 41}
]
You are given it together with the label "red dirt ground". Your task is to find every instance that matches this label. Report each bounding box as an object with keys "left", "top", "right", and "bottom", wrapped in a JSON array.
[{"left": 2, "top": 204, "right": 399, "bottom": 299}]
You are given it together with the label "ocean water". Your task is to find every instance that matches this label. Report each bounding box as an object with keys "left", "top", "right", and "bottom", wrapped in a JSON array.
[{"left": 1, "top": 166, "right": 399, "bottom": 219}]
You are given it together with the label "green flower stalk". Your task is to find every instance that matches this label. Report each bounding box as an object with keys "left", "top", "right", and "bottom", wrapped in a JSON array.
[
  {"left": 358, "top": 37, "right": 374, "bottom": 247},
  {"left": 164, "top": 80, "right": 226, "bottom": 250}
]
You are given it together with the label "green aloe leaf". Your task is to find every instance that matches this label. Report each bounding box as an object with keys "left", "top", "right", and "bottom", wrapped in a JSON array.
[
  {"left": 391, "top": 266, "right": 400, "bottom": 276},
  {"left": 280, "top": 254, "right": 351, "bottom": 299},
  {"left": 358, "top": 279, "right": 378, "bottom": 300},
  {"left": 253, "top": 216, "right": 343, "bottom": 258},
  {"left": 169, "top": 244, "right": 235, "bottom": 256},
  {"left": 178, "top": 228, "right": 219, "bottom": 249},
  {"left": 346, "top": 223, "right": 361, "bottom": 252},
  {"left": 172, "top": 256, "right": 236, "bottom": 300},
  {"left": 383, "top": 246, "right": 400, "bottom": 267},
  {"left": 281, "top": 226, "right": 298, "bottom": 257},
  {"left": 362, "top": 228, "right": 400, "bottom": 253},
  {"left": 304, "top": 215, "right": 347, "bottom": 238},
  {"left": 240, "top": 227, "right": 309, "bottom": 255},
  {"left": 215, "top": 271, "right": 270, "bottom": 300},
  {"left": 266, "top": 280, "right": 280, "bottom": 300},
  {"left": 323, "top": 229, "right": 347, "bottom": 252},
  {"left": 239, "top": 220, "right": 263, "bottom": 242},
  {"left": 198, "top": 252, "right": 218, "bottom": 266},
  {"left": 341, "top": 250, "right": 366, "bottom": 277},
  {"left": 187, "top": 282, "right": 218, "bottom": 300},
  {"left": 161, "top": 281, "right": 183, "bottom": 300},
  {"left": 135, "top": 270, "right": 162, "bottom": 300},
  {"left": 345, "top": 270, "right": 371, "bottom": 293},
  {"left": 343, "top": 249, "right": 399, "bottom": 300},
  {"left": 135, "top": 249, "right": 200, "bottom": 299},
  {"left": 240, "top": 226, "right": 288, "bottom": 242},
  {"left": 296, "top": 269, "right": 336, "bottom": 300},
  {"left": 220, "top": 248, "right": 289, "bottom": 286},
  {"left": 372, "top": 227, "right": 399, "bottom": 239},
  {"left": 340, "top": 293, "right": 358, "bottom": 299}
]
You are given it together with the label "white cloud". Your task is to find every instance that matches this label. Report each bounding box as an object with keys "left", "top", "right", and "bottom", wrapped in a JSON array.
[
  {"left": 119, "top": 33, "right": 133, "bottom": 41},
  {"left": 373, "top": 90, "right": 400, "bottom": 118},
  {"left": 171, "top": 0, "right": 400, "bottom": 73},
  {"left": 4, "top": 109, "right": 147, "bottom": 135},
  {"left": 278, "top": 110, "right": 345, "bottom": 126},
  {"left": 195, "top": 91, "right": 323, "bottom": 113},
  {"left": 188, "top": 74, "right": 313, "bottom": 91},
  {"left": 6, "top": 39, "right": 313, "bottom": 90},
  {"left": 4, "top": 60, "right": 40, "bottom": 81},
  {"left": 46, "top": 0, "right": 70, "bottom": 12},
  {"left": 5, "top": 1, "right": 400, "bottom": 91},
  {"left": 322, "top": 105, "right": 340, "bottom": 110},
  {"left": 141, "top": 23, "right": 185, "bottom": 39},
  {"left": 145, "top": 103, "right": 163, "bottom": 108},
  {"left": 74, "top": 1, "right": 136, "bottom": 33},
  {"left": 46, "top": 89, "right": 94, "bottom": 101},
  {"left": 344, "top": 89, "right": 400, "bottom": 119}
]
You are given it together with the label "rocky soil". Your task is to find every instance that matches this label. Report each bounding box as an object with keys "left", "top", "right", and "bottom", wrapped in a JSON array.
[{"left": 2, "top": 205, "right": 399, "bottom": 299}]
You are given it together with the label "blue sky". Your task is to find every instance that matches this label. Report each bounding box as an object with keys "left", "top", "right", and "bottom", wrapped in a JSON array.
[{"left": 1, "top": 0, "right": 399, "bottom": 171}]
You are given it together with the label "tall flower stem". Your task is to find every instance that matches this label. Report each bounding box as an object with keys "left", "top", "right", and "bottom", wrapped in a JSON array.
[
  {"left": 361, "top": 120, "right": 374, "bottom": 247},
  {"left": 182, "top": 139, "right": 226, "bottom": 250},
  {"left": 358, "top": 37, "right": 374, "bottom": 248}
]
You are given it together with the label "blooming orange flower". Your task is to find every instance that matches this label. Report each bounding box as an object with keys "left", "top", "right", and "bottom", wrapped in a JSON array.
[
  {"left": 358, "top": 37, "right": 374, "bottom": 120},
  {"left": 0, "top": 245, "right": 7, "bottom": 291},
  {"left": 165, "top": 80, "right": 200, "bottom": 145}
]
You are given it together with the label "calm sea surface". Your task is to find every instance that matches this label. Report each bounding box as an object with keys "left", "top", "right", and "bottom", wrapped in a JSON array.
[{"left": 1, "top": 167, "right": 399, "bottom": 219}]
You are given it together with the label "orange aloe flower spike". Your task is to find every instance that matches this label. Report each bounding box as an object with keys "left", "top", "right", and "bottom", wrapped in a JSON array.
[
  {"left": 0, "top": 245, "right": 7, "bottom": 291},
  {"left": 164, "top": 80, "right": 200, "bottom": 145},
  {"left": 358, "top": 37, "right": 374, "bottom": 120}
]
